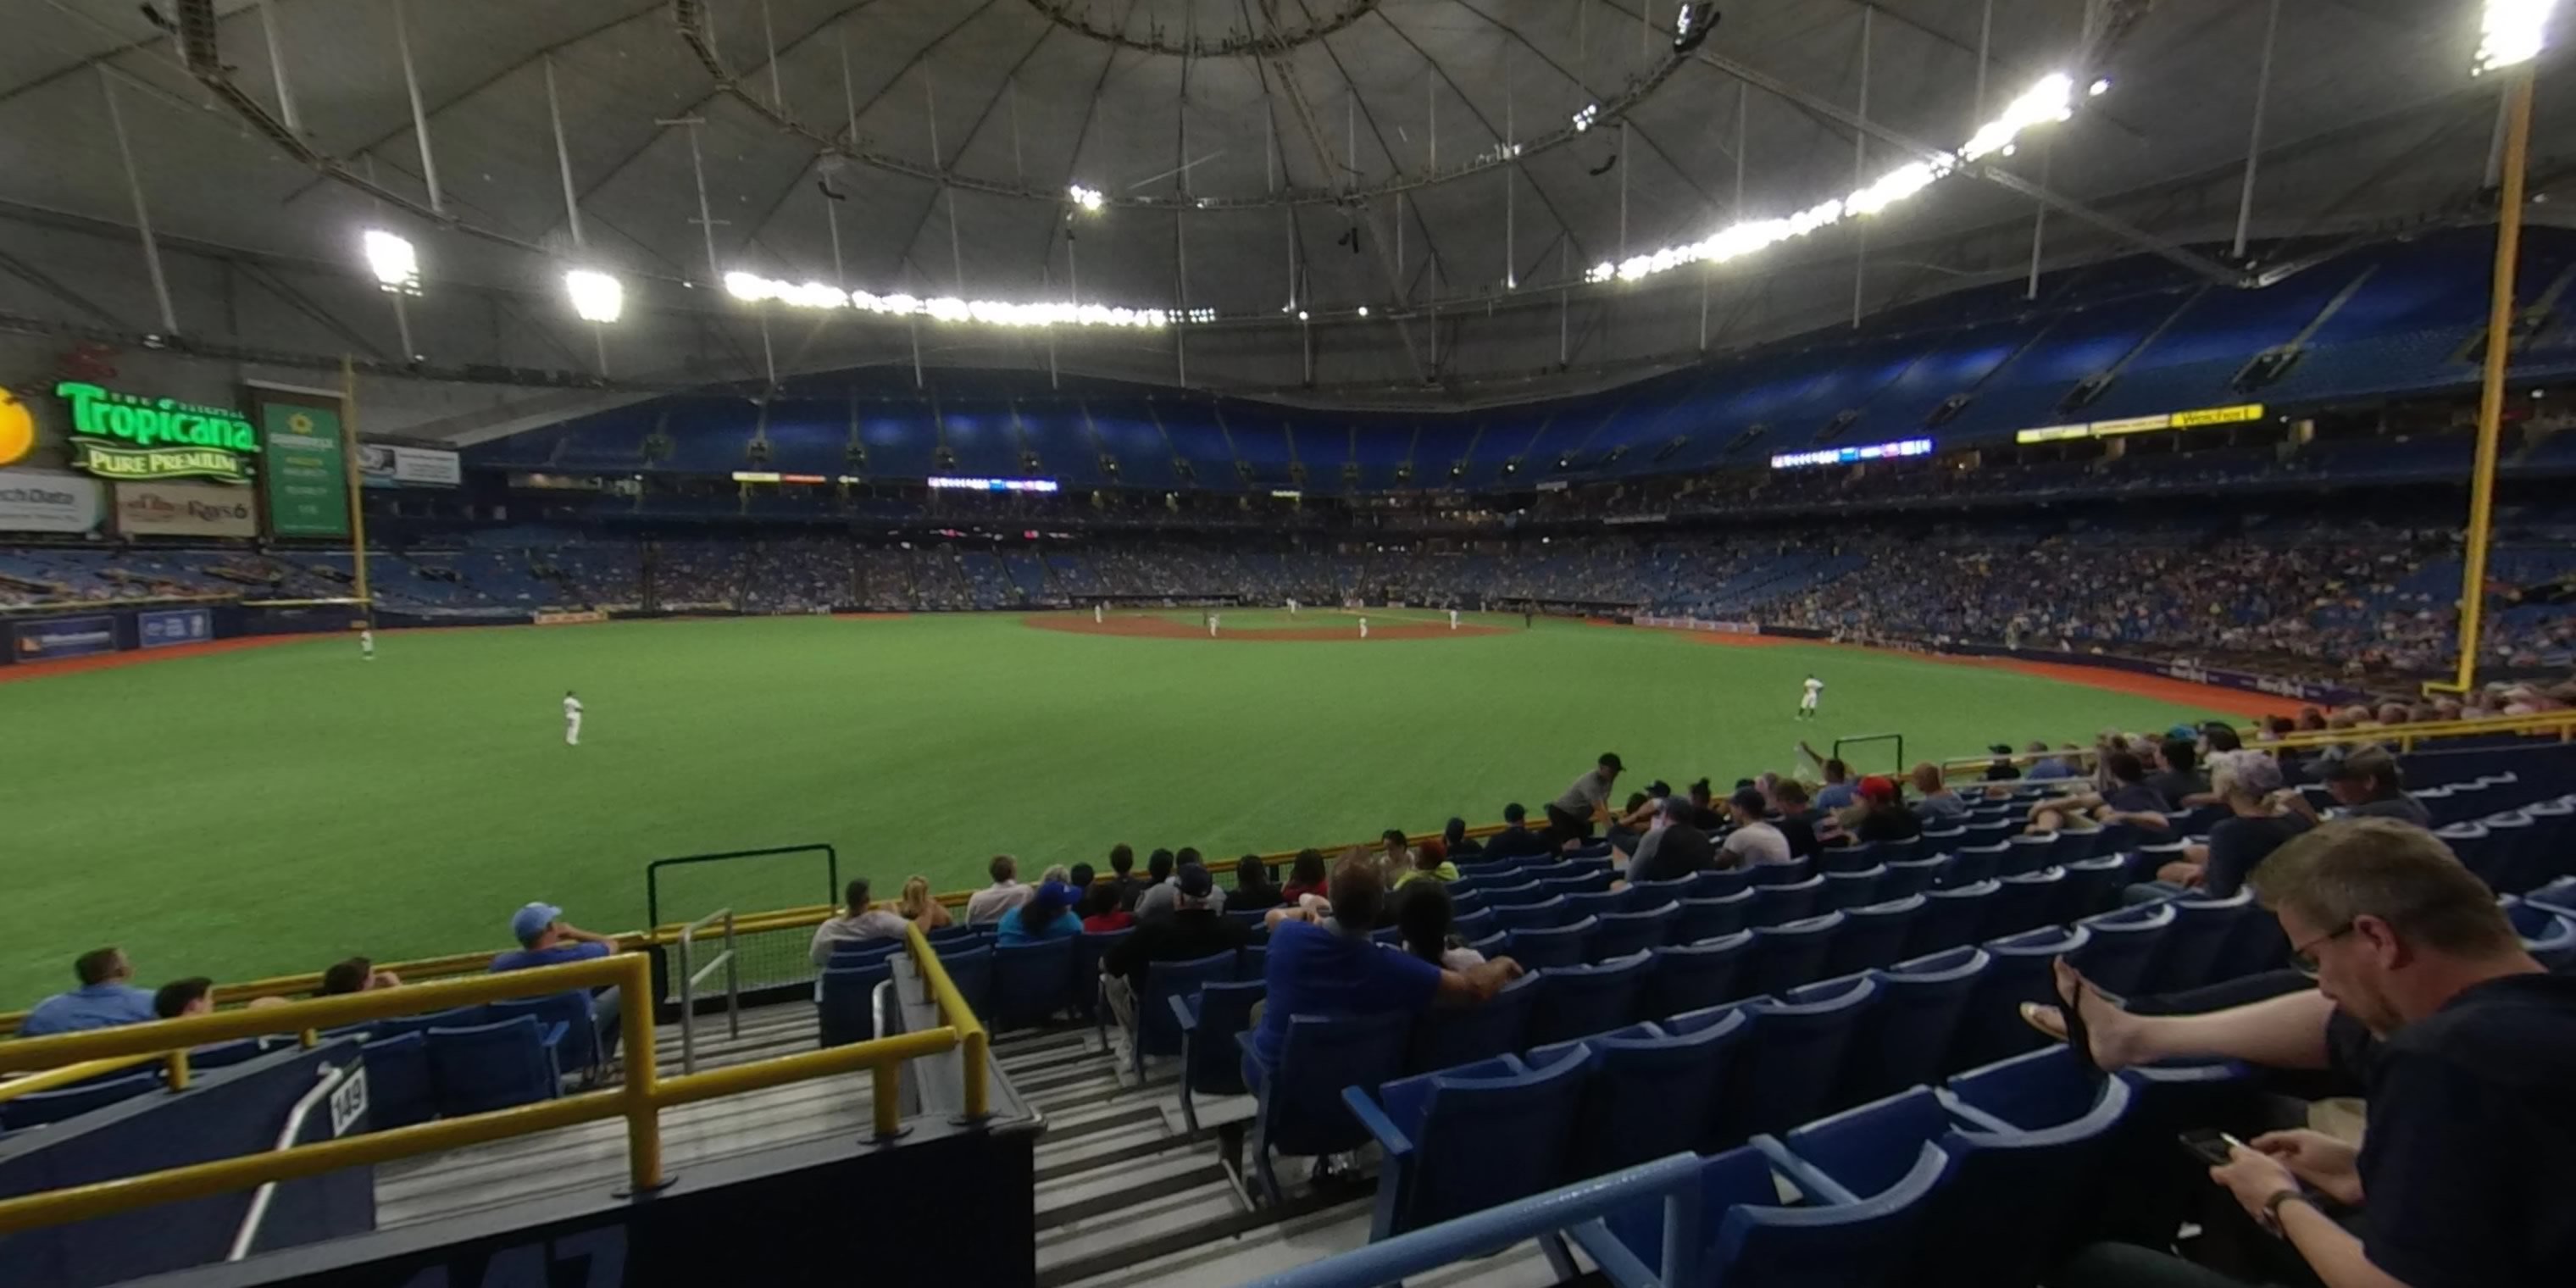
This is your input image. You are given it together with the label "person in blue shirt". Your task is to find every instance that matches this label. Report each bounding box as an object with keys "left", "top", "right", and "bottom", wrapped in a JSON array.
[
  {"left": 491, "top": 902, "right": 625, "bottom": 1059},
  {"left": 1249, "top": 852, "right": 1523, "bottom": 1071},
  {"left": 995, "top": 881, "right": 1082, "bottom": 946},
  {"left": 19, "top": 947, "right": 158, "bottom": 1036}
]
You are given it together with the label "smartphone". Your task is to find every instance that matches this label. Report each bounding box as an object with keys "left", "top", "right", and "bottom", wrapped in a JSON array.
[{"left": 2178, "top": 1129, "right": 2244, "bottom": 1167}]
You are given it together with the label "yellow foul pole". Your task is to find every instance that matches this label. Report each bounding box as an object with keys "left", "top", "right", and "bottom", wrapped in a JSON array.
[
  {"left": 339, "top": 356, "right": 372, "bottom": 623},
  {"left": 2444, "top": 70, "right": 2535, "bottom": 697}
]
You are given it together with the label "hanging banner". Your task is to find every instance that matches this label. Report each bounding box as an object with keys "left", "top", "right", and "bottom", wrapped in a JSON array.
[
  {"left": 114, "top": 480, "right": 258, "bottom": 537},
  {"left": 0, "top": 468, "right": 104, "bottom": 533},
  {"left": 358, "top": 443, "right": 462, "bottom": 488},
  {"left": 54, "top": 382, "right": 260, "bottom": 483},
  {"left": 253, "top": 389, "right": 350, "bottom": 538}
]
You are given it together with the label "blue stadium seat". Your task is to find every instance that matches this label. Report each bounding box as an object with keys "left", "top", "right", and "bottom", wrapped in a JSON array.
[
  {"left": 1823, "top": 896, "right": 1926, "bottom": 980},
  {"left": 1877, "top": 836, "right": 1926, "bottom": 867},
  {"left": 1910, "top": 880, "right": 1999, "bottom": 958},
  {"left": 1751, "top": 912, "right": 1846, "bottom": 997},
  {"left": 1528, "top": 952, "right": 1654, "bottom": 1046},
  {"left": 992, "top": 937, "right": 1079, "bottom": 1030},
  {"left": 1916, "top": 828, "right": 1965, "bottom": 858},
  {"left": 2070, "top": 902, "right": 2176, "bottom": 997},
  {"left": 2214, "top": 900, "right": 2290, "bottom": 982},
  {"left": 1127, "top": 949, "right": 1238, "bottom": 1078},
  {"left": 818, "top": 958, "right": 891, "bottom": 1047},
  {"left": 491, "top": 991, "right": 602, "bottom": 1080},
  {"left": 425, "top": 1015, "right": 564, "bottom": 1116},
  {"left": 1945, "top": 842, "right": 2008, "bottom": 886},
  {"left": 2505, "top": 898, "right": 2576, "bottom": 970},
  {"left": 1687, "top": 868, "right": 1756, "bottom": 899},
  {"left": 1721, "top": 976, "right": 1878, "bottom": 1143},
  {"left": 1562, "top": 889, "right": 1631, "bottom": 923},
  {"left": 1493, "top": 895, "right": 1575, "bottom": 932},
  {"left": 1174, "top": 978, "right": 1265, "bottom": 1132},
  {"left": 1752, "top": 874, "right": 1827, "bottom": 929},
  {"left": 1749, "top": 858, "right": 1817, "bottom": 888},
  {"left": 1824, "top": 865, "right": 1889, "bottom": 910},
  {"left": 360, "top": 1031, "right": 436, "bottom": 1129},
  {"left": 370, "top": 1004, "right": 491, "bottom": 1044},
  {"left": 1346, "top": 1048, "right": 1591, "bottom": 1239},
  {"left": 1956, "top": 925, "right": 2092, "bottom": 1070},
  {"left": 927, "top": 923, "right": 986, "bottom": 952},
  {"left": 1627, "top": 876, "right": 1695, "bottom": 908},
  {"left": 1506, "top": 918, "right": 1598, "bottom": 970},
  {"left": 939, "top": 946, "right": 996, "bottom": 1024},
  {"left": 1530, "top": 1010, "right": 1752, "bottom": 1170},
  {"left": 1539, "top": 869, "right": 1613, "bottom": 897},
  {"left": 1241, "top": 1011, "right": 1412, "bottom": 1205},
  {"left": 1480, "top": 880, "right": 1550, "bottom": 909},
  {"left": 2055, "top": 824, "right": 2107, "bottom": 863},
  {"left": 1407, "top": 972, "right": 1541, "bottom": 1074},
  {"left": 0, "top": 1069, "right": 159, "bottom": 1130},
  {"left": 1990, "top": 867, "right": 2068, "bottom": 937},
  {"left": 1588, "top": 904, "right": 1680, "bottom": 959},
  {"left": 1882, "top": 853, "right": 1954, "bottom": 899},
  {"left": 2150, "top": 889, "right": 2252, "bottom": 994},
  {"left": 1591, "top": 1140, "right": 1949, "bottom": 1288},
  {"left": 1824, "top": 843, "right": 1882, "bottom": 876},
  {"left": 1073, "top": 930, "right": 1130, "bottom": 1022},
  {"left": 2003, "top": 834, "right": 2062, "bottom": 877},
  {"left": 1645, "top": 930, "right": 1757, "bottom": 1016},
  {"left": 188, "top": 1038, "right": 273, "bottom": 1071},
  {"left": 1848, "top": 947, "right": 1993, "bottom": 1096},
  {"left": 1674, "top": 888, "right": 1757, "bottom": 942},
  {"left": 1452, "top": 907, "right": 1499, "bottom": 944},
  {"left": 825, "top": 941, "right": 903, "bottom": 972},
  {"left": 2055, "top": 854, "right": 2131, "bottom": 924}
]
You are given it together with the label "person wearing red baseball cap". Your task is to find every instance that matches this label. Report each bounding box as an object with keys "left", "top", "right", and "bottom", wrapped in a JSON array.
[{"left": 1849, "top": 774, "right": 1923, "bottom": 845}]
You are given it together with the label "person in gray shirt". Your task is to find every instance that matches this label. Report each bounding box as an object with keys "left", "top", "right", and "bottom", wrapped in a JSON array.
[
  {"left": 2308, "top": 748, "right": 2432, "bottom": 828},
  {"left": 1545, "top": 752, "right": 1624, "bottom": 847}
]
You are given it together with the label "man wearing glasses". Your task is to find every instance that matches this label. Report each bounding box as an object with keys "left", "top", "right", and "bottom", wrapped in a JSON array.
[{"left": 2040, "top": 818, "right": 2575, "bottom": 1288}]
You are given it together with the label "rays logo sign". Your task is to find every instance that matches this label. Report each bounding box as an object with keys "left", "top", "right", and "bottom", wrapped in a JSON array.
[{"left": 55, "top": 381, "right": 260, "bottom": 484}]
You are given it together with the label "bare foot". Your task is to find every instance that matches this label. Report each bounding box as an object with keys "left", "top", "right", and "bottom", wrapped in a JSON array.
[{"left": 2051, "top": 958, "right": 2144, "bottom": 1070}]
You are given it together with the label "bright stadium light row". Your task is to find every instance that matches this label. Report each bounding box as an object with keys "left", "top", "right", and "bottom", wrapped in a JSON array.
[
  {"left": 2478, "top": 0, "right": 2557, "bottom": 74},
  {"left": 722, "top": 270, "right": 1211, "bottom": 328}
]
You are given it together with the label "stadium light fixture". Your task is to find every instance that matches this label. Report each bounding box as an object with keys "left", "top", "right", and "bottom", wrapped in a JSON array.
[
  {"left": 1585, "top": 70, "right": 2076, "bottom": 286},
  {"left": 362, "top": 230, "right": 420, "bottom": 295},
  {"left": 722, "top": 269, "right": 1180, "bottom": 329},
  {"left": 564, "top": 269, "right": 624, "bottom": 324},
  {"left": 2477, "top": 0, "right": 2556, "bottom": 74},
  {"left": 2088, "top": 77, "right": 2112, "bottom": 96},
  {"left": 1068, "top": 183, "right": 1105, "bottom": 212},
  {"left": 1673, "top": 4, "right": 1719, "bottom": 54}
]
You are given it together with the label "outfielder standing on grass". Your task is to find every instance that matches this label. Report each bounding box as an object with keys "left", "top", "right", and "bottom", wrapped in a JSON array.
[
  {"left": 564, "top": 690, "right": 584, "bottom": 747},
  {"left": 1359, "top": 615, "right": 1368, "bottom": 639},
  {"left": 1800, "top": 674, "right": 1824, "bottom": 719},
  {"left": 1449, "top": 608, "right": 1460, "bottom": 630}
]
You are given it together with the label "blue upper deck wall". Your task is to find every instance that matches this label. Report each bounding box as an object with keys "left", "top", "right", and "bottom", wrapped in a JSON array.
[{"left": 473, "top": 227, "right": 2576, "bottom": 492}]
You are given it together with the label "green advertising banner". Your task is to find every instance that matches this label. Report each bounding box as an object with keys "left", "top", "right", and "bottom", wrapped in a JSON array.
[{"left": 256, "top": 395, "right": 349, "bottom": 537}]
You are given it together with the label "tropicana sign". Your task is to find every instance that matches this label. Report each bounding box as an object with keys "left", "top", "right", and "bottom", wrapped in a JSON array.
[{"left": 54, "top": 380, "right": 260, "bottom": 484}]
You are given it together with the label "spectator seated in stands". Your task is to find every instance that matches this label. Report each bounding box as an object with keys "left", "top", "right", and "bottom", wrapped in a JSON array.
[
  {"left": 1846, "top": 774, "right": 1924, "bottom": 844},
  {"left": 1685, "top": 778, "right": 1728, "bottom": 830},
  {"left": 1107, "top": 843, "right": 1144, "bottom": 910},
  {"left": 1137, "top": 847, "right": 1224, "bottom": 919},
  {"left": 1395, "top": 882, "right": 1485, "bottom": 971},
  {"left": 1067, "top": 863, "right": 1096, "bottom": 901},
  {"left": 1376, "top": 830, "right": 1415, "bottom": 876},
  {"left": 1718, "top": 787, "right": 1794, "bottom": 868},
  {"left": 1101, "top": 864, "right": 1248, "bottom": 1030},
  {"left": 1768, "top": 778, "right": 1832, "bottom": 859},
  {"left": 320, "top": 957, "right": 402, "bottom": 996},
  {"left": 964, "top": 854, "right": 1033, "bottom": 924},
  {"left": 1127, "top": 848, "right": 1175, "bottom": 913},
  {"left": 1394, "top": 838, "right": 1458, "bottom": 888},
  {"left": 1233, "top": 855, "right": 1283, "bottom": 909},
  {"left": 2028, "top": 749, "right": 2172, "bottom": 835},
  {"left": 153, "top": 977, "right": 214, "bottom": 1019},
  {"left": 491, "top": 902, "right": 625, "bottom": 1058},
  {"left": 810, "top": 878, "right": 913, "bottom": 965},
  {"left": 19, "top": 947, "right": 159, "bottom": 1036},
  {"left": 1441, "top": 817, "right": 1481, "bottom": 861},
  {"left": 1479, "top": 803, "right": 1555, "bottom": 862},
  {"left": 1545, "top": 753, "right": 1624, "bottom": 849},
  {"left": 995, "top": 880, "right": 1081, "bottom": 947},
  {"left": 1080, "top": 881, "right": 1135, "bottom": 933},
  {"left": 1911, "top": 761, "right": 1970, "bottom": 824},
  {"left": 1280, "top": 848, "right": 1330, "bottom": 904},
  {"left": 2131, "top": 751, "right": 2308, "bottom": 902},
  {"left": 1799, "top": 742, "right": 1858, "bottom": 809},
  {"left": 2028, "top": 741, "right": 2081, "bottom": 780},
  {"left": 2148, "top": 735, "right": 2215, "bottom": 808},
  {"left": 1625, "top": 792, "right": 1716, "bottom": 884},
  {"left": 896, "top": 875, "right": 954, "bottom": 931},
  {"left": 2044, "top": 819, "right": 2576, "bottom": 1288},
  {"left": 2296, "top": 748, "right": 2431, "bottom": 828},
  {"left": 1251, "top": 852, "right": 1523, "bottom": 1068},
  {"left": 1984, "top": 743, "right": 2025, "bottom": 782}
]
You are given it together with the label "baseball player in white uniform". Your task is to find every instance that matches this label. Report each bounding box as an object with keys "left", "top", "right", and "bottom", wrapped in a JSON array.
[
  {"left": 1800, "top": 675, "right": 1823, "bottom": 719},
  {"left": 1358, "top": 616, "right": 1368, "bottom": 640},
  {"left": 1449, "top": 608, "right": 1460, "bottom": 630},
  {"left": 564, "top": 690, "right": 585, "bottom": 746},
  {"left": 359, "top": 628, "right": 375, "bottom": 661}
]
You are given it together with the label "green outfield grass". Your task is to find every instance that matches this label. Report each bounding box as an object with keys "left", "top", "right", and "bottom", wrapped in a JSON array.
[{"left": 0, "top": 613, "right": 2236, "bottom": 1005}]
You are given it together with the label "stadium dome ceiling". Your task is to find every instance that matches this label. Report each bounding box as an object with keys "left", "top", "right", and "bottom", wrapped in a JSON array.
[{"left": 0, "top": 0, "right": 2558, "bottom": 437}]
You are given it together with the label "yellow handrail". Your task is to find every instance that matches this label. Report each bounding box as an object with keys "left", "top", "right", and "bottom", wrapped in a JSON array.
[
  {"left": 0, "top": 1052, "right": 166, "bottom": 1105},
  {"left": 0, "top": 950, "right": 977, "bottom": 1237},
  {"left": 903, "top": 922, "right": 987, "bottom": 1121},
  {"left": 1932, "top": 709, "right": 2576, "bottom": 780}
]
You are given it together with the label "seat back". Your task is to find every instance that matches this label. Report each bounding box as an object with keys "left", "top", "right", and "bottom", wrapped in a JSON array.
[
  {"left": 425, "top": 1015, "right": 561, "bottom": 1116},
  {"left": 1374, "top": 1048, "right": 1592, "bottom": 1234},
  {"left": 360, "top": 1031, "right": 436, "bottom": 1129},
  {"left": 1752, "top": 874, "right": 1826, "bottom": 928},
  {"left": 1181, "top": 979, "right": 1269, "bottom": 1096},
  {"left": 1588, "top": 904, "right": 1680, "bottom": 960},
  {"left": 1253, "top": 1011, "right": 1413, "bottom": 1157},
  {"left": 1505, "top": 917, "right": 1598, "bottom": 970},
  {"left": 1562, "top": 889, "right": 1631, "bottom": 923},
  {"left": 1844, "top": 947, "right": 1992, "bottom": 1097},
  {"left": 2054, "top": 854, "right": 2130, "bottom": 924},
  {"left": 1072, "top": 930, "right": 1133, "bottom": 1017},
  {"left": 0, "top": 1069, "right": 160, "bottom": 1130},
  {"left": 1749, "top": 857, "right": 1817, "bottom": 888},
  {"left": 189, "top": 1038, "right": 272, "bottom": 1071},
  {"left": 1597, "top": 1142, "right": 1946, "bottom": 1288},
  {"left": 927, "top": 923, "right": 987, "bottom": 952},
  {"left": 1823, "top": 842, "right": 1881, "bottom": 876},
  {"left": 1956, "top": 925, "right": 2091, "bottom": 1070},
  {"left": 1721, "top": 976, "right": 1879, "bottom": 1144},
  {"left": 1480, "top": 880, "right": 1550, "bottom": 909},
  {"left": 1880, "top": 854, "right": 1952, "bottom": 899},
  {"left": 1687, "top": 867, "right": 1756, "bottom": 899},
  {"left": 1451, "top": 907, "right": 1500, "bottom": 944},
  {"left": 1944, "top": 842, "right": 2008, "bottom": 887},
  {"left": 1990, "top": 867, "right": 2068, "bottom": 938},
  {"left": 939, "top": 946, "right": 997, "bottom": 1020},
  {"left": 1528, "top": 952, "right": 1655, "bottom": 1046},
  {"left": 1137, "top": 950, "right": 1240, "bottom": 1058},
  {"left": 1535, "top": 1010, "right": 1753, "bottom": 1171},
  {"left": 818, "top": 959, "right": 891, "bottom": 1047},
  {"left": 992, "top": 936, "right": 1079, "bottom": 1030},
  {"left": 2069, "top": 902, "right": 2176, "bottom": 997},
  {"left": 1909, "top": 880, "right": 1999, "bottom": 958},
  {"left": 1492, "top": 895, "right": 1574, "bottom": 932},
  {"left": 491, "top": 991, "right": 598, "bottom": 1074},
  {"left": 1674, "top": 888, "right": 1757, "bottom": 942},
  {"left": 1751, "top": 912, "right": 1847, "bottom": 997},
  {"left": 1540, "top": 869, "right": 1613, "bottom": 897},
  {"left": 1824, "top": 866, "right": 1888, "bottom": 911},
  {"left": 1645, "top": 930, "right": 1756, "bottom": 1016},
  {"left": 1406, "top": 972, "right": 1541, "bottom": 1073},
  {"left": 1823, "top": 896, "right": 1924, "bottom": 979},
  {"left": 2149, "top": 889, "right": 2251, "bottom": 993},
  {"left": 825, "top": 941, "right": 903, "bottom": 971}
]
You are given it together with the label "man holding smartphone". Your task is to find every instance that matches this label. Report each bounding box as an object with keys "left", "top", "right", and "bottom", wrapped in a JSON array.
[{"left": 2045, "top": 818, "right": 2576, "bottom": 1288}]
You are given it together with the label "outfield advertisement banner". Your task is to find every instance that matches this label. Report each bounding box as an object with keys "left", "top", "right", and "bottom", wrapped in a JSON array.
[
  {"left": 254, "top": 392, "right": 350, "bottom": 537},
  {"left": 1634, "top": 615, "right": 1761, "bottom": 635},
  {"left": 13, "top": 614, "right": 117, "bottom": 663},
  {"left": 358, "top": 443, "right": 462, "bottom": 488},
  {"left": 114, "top": 480, "right": 258, "bottom": 537},
  {"left": 137, "top": 608, "right": 214, "bottom": 649},
  {"left": 0, "top": 468, "right": 103, "bottom": 533},
  {"left": 1760, "top": 625, "right": 2368, "bottom": 707},
  {"left": 535, "top": 609, "right": 610, "bottom": 625}
]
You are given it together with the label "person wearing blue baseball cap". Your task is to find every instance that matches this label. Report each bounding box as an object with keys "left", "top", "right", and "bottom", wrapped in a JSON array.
[{"left": 491, "top": 902, "right": 625, "bottom": 1062}]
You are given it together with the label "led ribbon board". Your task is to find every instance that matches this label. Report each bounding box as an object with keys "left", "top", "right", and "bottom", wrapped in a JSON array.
[
  {"left": 1769, "top": 438, "right": 1933, "bottom": 470},
  {"left": 2015, "top": 402, "right": 2263, "bottom": 444},
  {"left": 927, "top": 476, "right": 1060, "bottom": 492},
  {"left": 55, "top": 381, "right": 260, "bottom": 484}
]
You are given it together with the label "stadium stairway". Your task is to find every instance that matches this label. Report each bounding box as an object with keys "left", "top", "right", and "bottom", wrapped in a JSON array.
[{"left": 1011, "top": 1021, "right": 1568, "bottom": 1288}]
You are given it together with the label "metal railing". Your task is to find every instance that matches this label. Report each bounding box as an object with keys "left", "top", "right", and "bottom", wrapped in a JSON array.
[
  {"left": 226, "top": 1063, "right": 353, "bottom": 1262},
  {"left": 675, "top": 908, "right": 741, "bottom": 1075},
  {"left": 1236, "top": 1153, "right": 1706, "bottom": 1288},
  {"left": 0, "top": 924, "right": 988, "bottom": 1238},
  {"left": 1932, "top": 709, "right": 2576, "bottom": 778}
]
